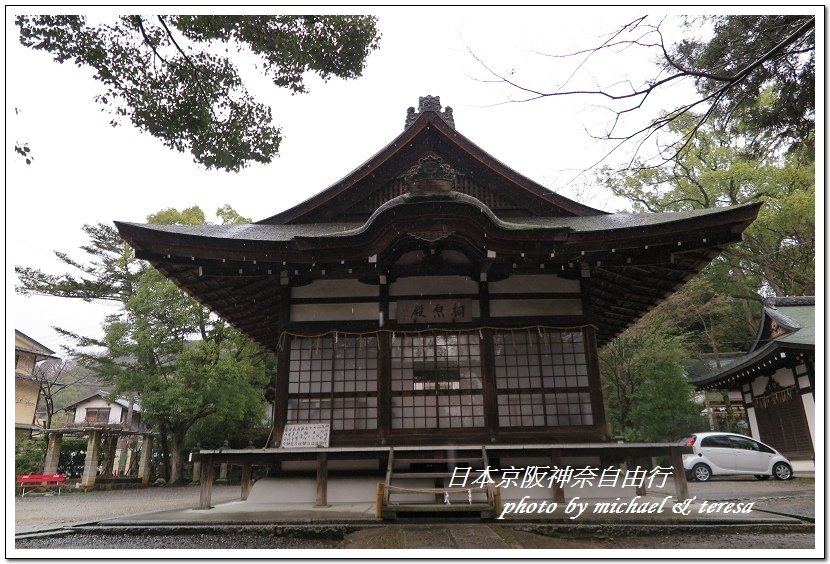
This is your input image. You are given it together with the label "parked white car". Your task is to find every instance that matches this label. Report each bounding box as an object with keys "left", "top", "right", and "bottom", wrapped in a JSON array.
[{"left": 679, "top": 432, "right": 794, "bottom": 482}]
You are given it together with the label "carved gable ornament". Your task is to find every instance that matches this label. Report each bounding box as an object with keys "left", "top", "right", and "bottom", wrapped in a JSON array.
[
  {"left": 404, "top": 156, "right": 456, "bottom": 195},
  {"left": 408, "top": 230, "right": 455, "bottom": 242}
]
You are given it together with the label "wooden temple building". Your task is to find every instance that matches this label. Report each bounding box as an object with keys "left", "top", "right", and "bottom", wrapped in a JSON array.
[
  {"left": 115, "top": 96, "right": 761, "bottom": 511},
  {"left": 689, "top": 296, "right": 815, "bottom": 469}
]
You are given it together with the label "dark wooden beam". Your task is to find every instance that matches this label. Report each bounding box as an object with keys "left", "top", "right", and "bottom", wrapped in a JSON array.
[
  {"left": 197, "top": 455, "right": 214, "bottom": 510},
  {"left": 315, "top": 453, "right": 329, "bottom": 507}
]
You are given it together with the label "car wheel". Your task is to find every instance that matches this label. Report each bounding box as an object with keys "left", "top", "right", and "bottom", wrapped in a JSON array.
[
  {"left": 755, "top": 474, "right": 771, "bottom": 480},
  {"left": 772, "top": 462, "right": 792, "bottom": 481},
  {"left": 692, "top": 463, "right": 712, "bottom": 482}
]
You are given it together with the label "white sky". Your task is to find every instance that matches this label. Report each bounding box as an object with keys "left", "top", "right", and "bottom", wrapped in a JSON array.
[{"left": 5, "top": 6, "right": 818, "bottom": 355}]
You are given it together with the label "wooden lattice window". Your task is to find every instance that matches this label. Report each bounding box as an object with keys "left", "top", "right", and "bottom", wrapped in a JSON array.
[
  {"left": 85, "top": 408, "right": 111, "bottom": 424},
  {"left": 390, "top": 332, "right": 485, "bottom": 429},
  {"left": 287, "top": 335, "right": 378, "bottom": 431},
  {"left": 494, "top": 329, "right": 594, "bottom": 427}
]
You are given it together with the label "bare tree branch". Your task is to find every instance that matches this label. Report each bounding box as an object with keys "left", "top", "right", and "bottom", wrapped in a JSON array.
[{"left": 471, "top": 15, "right": 815, "bottom": 175}]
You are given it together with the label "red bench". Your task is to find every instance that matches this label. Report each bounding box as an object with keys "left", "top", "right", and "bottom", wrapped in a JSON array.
[{"left": 16, "top": 474, "right": 66, "bottom": 497}]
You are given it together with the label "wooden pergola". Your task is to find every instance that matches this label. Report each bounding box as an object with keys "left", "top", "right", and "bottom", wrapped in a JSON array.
[{"left": 42, "top": 427, "right": 156, "bottom": 491}]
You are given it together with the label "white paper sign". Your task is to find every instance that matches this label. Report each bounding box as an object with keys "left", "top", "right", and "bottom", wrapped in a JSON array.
[{"left": 280, "top": 423, "right": 331, "bottom": 448}]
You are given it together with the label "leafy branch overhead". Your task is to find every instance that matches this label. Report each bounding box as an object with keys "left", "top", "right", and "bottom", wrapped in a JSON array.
[
  {"left": 16, "top": 15, "right": 381, "bottom": 171},
  {"left": 475, "top": 15, "right": 814, "bottom": 170}
]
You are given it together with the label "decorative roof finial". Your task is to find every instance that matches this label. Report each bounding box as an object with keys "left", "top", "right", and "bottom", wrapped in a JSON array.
[{"left": 405, "top": 95, "right": 456, "bottom": 129}]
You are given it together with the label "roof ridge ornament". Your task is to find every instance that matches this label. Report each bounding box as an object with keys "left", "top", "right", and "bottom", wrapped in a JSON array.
[
  {"left": 405, "top": 95, "right": 455, "bottom": 129},
  {"left": 404, "top": 155, "right": 456, "bottom": 194}
]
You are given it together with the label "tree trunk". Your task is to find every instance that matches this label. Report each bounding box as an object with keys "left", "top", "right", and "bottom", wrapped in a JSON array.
[
  {"left": 125, "top": 399, "right": 135, "bottom": 430},
  {"left": 44, "top": 396, "right": 53, "bottom": 430},
  {"left": 168, "top": 430, "right": 187, "bottom": 485},
  {"left": 159, "top": 425, "right": 171, "bottom": 482}
]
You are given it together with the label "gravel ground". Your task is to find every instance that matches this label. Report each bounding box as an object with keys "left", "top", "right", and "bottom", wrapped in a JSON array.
[
  {"left": 14, "top": 484, "right": 242, "bottom": 533},
  {"left": 15, "top": 529, "right": 815, "bottom": 550},
  {"left": 13, "top": 479, "right": 817, "bottom": 552},
  {"left": 16, "top": 533, "right": 338, "bottom": 550}
]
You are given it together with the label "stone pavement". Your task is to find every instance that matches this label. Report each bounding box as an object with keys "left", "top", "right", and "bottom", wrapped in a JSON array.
[
  {"left": 14, "top": 476, "right": 815, "bottom": 552},
  {"left": 80, "top": 477, "right": 812, "bottom": 529}
]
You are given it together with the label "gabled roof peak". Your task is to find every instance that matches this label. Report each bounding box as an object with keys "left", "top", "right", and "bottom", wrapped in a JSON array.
[{"left": 405, "top": 95, "right": 455, "bottom": 129}]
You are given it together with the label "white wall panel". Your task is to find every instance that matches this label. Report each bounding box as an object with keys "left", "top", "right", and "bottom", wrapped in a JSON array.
[
  {"left": 489, "top": 274, "right": 580, "bottom": 294},
  {"left": 292, "top": 279, "right": 378, "bottom": 299},
  {"left": 390, "top": 276, "right": 478, "bottom": 296},
  {"left": 801, "top": 393, "right": 816, "bottom": 446},
  {"left": 490, "top": 299, "right": 582, "bottom": 318},
  {"left": 290, "top": 302, "right": 378, "bottom": 322}
]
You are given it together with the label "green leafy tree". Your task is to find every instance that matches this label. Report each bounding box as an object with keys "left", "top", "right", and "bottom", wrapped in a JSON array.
[
  {"left": 15, "top": 205, "right": 274, "bottom": 484},
  {"left": 654, "top": 270, "right": 760, "bottom": 359},
  {"left": 98, "top": 208, "right": 271, "bottom": 483},
  {"left": 598, "top": 111, "right": 813, "bottom": 368},
  {"left": 600, "top": 321, "right": 703, "bottom": 440},
  {"left": 16, "top": 15, "right": 381, "bottom": 171},
  {"left": 15, "top": 438, "right": 47, "bottom": 477},
  {"left": 599, "top": 110, "right": 814, "bottom": 326},
  {"left": 628, "top": 361, "right": 704, "bottom": 442},
  {"left": 101, "top": 279, "right": 272, "bottom": 482}
]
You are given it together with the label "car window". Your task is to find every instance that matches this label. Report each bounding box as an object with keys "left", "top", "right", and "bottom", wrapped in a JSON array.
[
  {"left": 701, "top": 435, "right": 731, "bottom": 448},
  {"left": 728, "top": 436, "right": 759, "bottom": 451},
  {"left": 756, "top": 442, "right": 775, "bottom": 454}
]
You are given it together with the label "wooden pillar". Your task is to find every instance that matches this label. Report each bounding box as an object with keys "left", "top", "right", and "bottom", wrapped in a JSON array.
[
  {"left": 315, "top": 452, "right": 329, "bottom": 507},
  {"left": 217, "top": 462, "right": 230, "bottom": 483},
  {"left": 625, "top": 458, "right": 647, "bottom": 497},
  {"left": 670, "top": 447, "right": 689, "bottom": 502},
  {"left": 478, "top": 278, "right": 490, "bottom": 320},
  {"left": 191, "top": 450, "right": 202, "bottom": 485},
  {"left": 377, "top": 330, "right": 391, "bottom": 442},
  {"left": 550, "top": 448, "right": 566, "bottom": 504},
  {"left": 198, "top": 455, "right": 214, "bottom": 510},
  {"left": 43, "top": 433, "right": 63, "bottom": 474},
  {"left": 273, "top": 340, "right": 291, "bottom": 448},
  {"left": 272, "top": 288, "right": 292, "bottom": 448},
  {"left": 480, "top": 328, "right": 499, "bottom": 440},
  {"left": 138, "top": 434, "right": 154, "bottom": 486},
  {"left": 583, "top": 326, "right": 610, "bottom": 440},
  {"left": 80, "top": 430, "right": 101, "bottom": 491},
  {"left": 379, "top": 275, "right": 390, "bottom": 328},
  {"left": 241, "top": 464, "right": 253, "bottom": 501}
]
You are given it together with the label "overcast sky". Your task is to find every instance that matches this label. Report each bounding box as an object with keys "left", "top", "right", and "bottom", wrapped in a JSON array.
[{"left": 7, "top": 6, "right": 809, "bottom": 356}]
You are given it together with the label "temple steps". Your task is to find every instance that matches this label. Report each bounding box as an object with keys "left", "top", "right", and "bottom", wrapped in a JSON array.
[{"left": 379, "top": 446, "right": 498, "bottom": 519}]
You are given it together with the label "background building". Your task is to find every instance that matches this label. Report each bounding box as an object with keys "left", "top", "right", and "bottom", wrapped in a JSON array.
[
  {"left": 14, "top": 330, "right": 57, "bottom": 441},
  {"left": 689, "top": 296, "right": 815, "bottom": 471}
]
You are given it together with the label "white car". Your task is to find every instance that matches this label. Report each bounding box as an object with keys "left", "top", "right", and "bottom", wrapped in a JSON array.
[{"left": 679, "top": 432, "right": 794, "bottom": 482}]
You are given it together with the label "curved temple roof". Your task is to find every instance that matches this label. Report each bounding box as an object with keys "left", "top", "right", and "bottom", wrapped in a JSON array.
[
  {"left": 115, "top": 97, "right": 761, "bottom": 351},
  {"left": 689, "top": 297, "right": 815, "bottom": 390}
]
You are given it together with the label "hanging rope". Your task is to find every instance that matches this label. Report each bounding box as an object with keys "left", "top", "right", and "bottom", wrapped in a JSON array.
[{"left": 275, "top": 324, "right": 598, "bottom": 348}]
